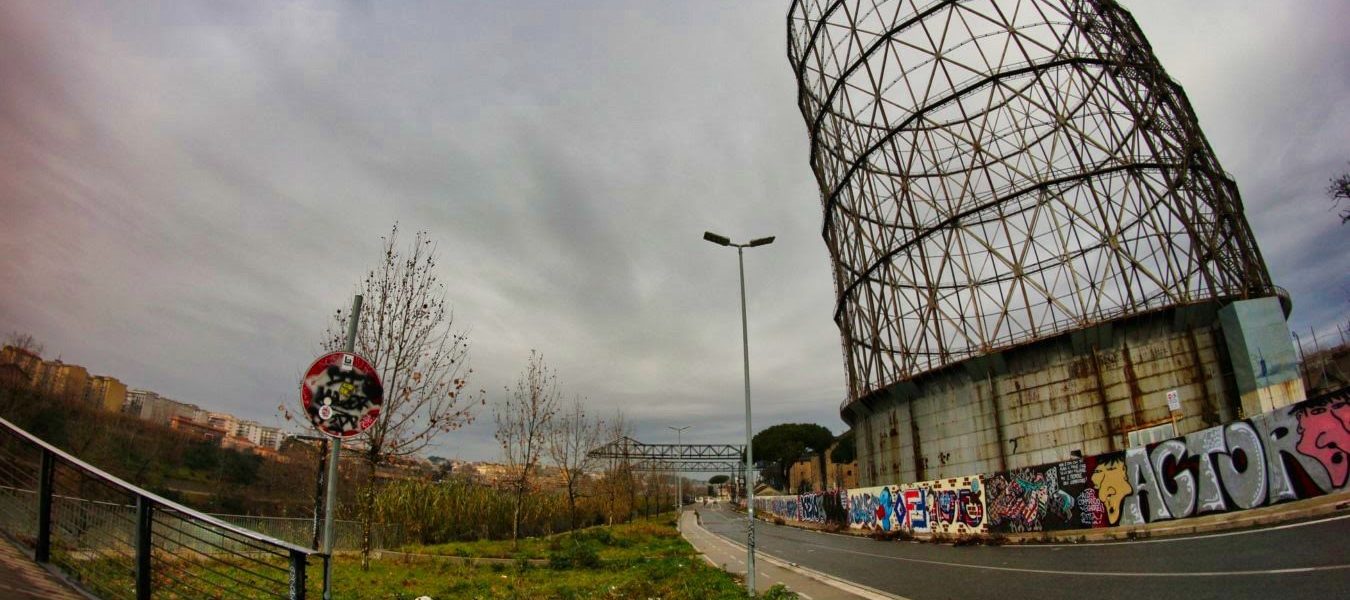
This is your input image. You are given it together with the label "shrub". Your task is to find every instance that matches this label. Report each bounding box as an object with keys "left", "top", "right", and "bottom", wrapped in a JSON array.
[
  {"left": 761, "top": 583, "right": 800, "bottom": 599},
  {"left": 548, "top": 540, "right": 601, "bottom": 570}
]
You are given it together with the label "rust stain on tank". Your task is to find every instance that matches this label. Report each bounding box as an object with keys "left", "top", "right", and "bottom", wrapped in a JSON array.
[
  {"left": 1120, "top": 343, "right": 1145, "bottom": 426},
  {"left": 1069, "top": 356, "right": 1092, "bottom": 379}
]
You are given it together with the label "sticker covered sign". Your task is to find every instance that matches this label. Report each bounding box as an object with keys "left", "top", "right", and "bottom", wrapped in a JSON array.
[{"left": 301, "top": 351, "right": 384, "bottom": 438}]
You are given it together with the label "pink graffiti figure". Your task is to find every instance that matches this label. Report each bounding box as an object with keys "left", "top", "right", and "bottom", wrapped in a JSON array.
[{"left": 1295, "top": 396, "right": 1350, "bottom": 488}]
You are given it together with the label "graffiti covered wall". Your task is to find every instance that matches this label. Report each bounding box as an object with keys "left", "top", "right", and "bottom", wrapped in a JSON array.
[
  {"left": 925, "top": 476, "right": 987, "bottom": 535},
  {"left": 984, "top": 392, "right": 1349, "bottom": 532},
  {"left": 759, "top": 476, "right": 986, "bottom": 536},
  {"left": 754, "top": 391, "right": 1346, "bottom": 539}
]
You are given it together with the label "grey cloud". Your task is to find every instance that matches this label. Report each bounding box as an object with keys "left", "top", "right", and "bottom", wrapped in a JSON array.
[{"left": 1, "top": 1, "right": 1346, "bottom": 463}]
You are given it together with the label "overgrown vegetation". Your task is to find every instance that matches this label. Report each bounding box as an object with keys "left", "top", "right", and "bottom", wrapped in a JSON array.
[
  {"left": 372, "top": 475, "right": 688, "bottom": 546},
  {"left": 354, "top": 517, "right": 780, "bottom": 599},
  {"left": 44, "top": 515, "right": 787, "bottom": 599},
  {"left": 0, "top": 384, "right": 348, "bottom": 515}
]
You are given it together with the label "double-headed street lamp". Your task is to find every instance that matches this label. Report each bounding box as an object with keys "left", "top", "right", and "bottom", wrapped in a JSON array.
[
  {"left": 668, "top": 425, "right": 690, "bottom": 515},
  {"left": 702, "top": 230, "right": 773, "bottom": 595}
]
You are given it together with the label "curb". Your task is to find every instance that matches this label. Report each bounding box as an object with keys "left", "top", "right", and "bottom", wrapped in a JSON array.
[{"left": 683, "top": 511, "right": 908, "bottom": 600}]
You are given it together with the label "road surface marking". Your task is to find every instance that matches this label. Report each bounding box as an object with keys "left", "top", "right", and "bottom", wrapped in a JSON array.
[
  {"left": 700, "top": 506, "right": 1348, "bottom": 580},
  {"left": 825, "top": 545, "right": 1350, "bottom": 577},
  {"left": 1005, "top": 513, "right": 1350, "bottom": 548}
]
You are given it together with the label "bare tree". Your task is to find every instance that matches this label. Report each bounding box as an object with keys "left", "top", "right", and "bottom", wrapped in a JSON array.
[
  {"left": 1328, "top": 167, "right": 1350, "bottom": 224},
  {"left": 321, "top": 224, "right": 483, "bottom": 567},
  {"left": 4, "top": 332, "right": 44, "bottom": 357},
  {"left": 495, "top": 350, "right": 560, "bottom": 547},
  {"left": 594, "top": 410, "right": 636, "bottom": 524},
  {"left": 547, "top": 396, "right": 605, "bottom": 531}
]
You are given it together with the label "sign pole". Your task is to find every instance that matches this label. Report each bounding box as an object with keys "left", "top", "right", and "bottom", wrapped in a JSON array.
[{"left": 322, "top": 294, "right": 362, "bottom": 600}]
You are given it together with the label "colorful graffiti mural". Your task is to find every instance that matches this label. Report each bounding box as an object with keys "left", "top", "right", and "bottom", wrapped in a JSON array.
[
  {"left": 985, "top": 392, "right": 1350, "bottom": 533},
  {"left": 755, "top": 391, "right": 1347, "bottom": 539},
  {"left": 760, "top": 477, "right": 986, "bottom": 536},
  {"left": 925, "top": 476, "right": 986, "bottom": 535},
  {"left": 756, "top": 490, "right": 847, "bottom": 526},
  {"left": 845, "top": 486, "right": 892, "bottom": 531}
]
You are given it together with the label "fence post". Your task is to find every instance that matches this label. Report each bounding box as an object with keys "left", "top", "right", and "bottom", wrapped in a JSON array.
[
  {"left": 35, "top": 449, "right": 54, "bottom": 562},
  {"left": 289, "top": 549, "right": 307, "bottom": 600},
  {"left": 135, "top": 496, "right": 153, "bottom": 600}
]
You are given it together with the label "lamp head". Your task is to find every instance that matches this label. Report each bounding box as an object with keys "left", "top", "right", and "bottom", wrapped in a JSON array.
[
  {"left": 703, "top": 231, "right": 732, "bottom": 246},
  {"left": 748, "top": 236, "right": 776, "bottom": 247}
]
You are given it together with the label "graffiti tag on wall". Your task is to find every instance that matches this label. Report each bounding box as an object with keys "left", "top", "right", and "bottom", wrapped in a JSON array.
[
  {"left": 757, "top": 392, "right": 1346, "bottom": 538},
  {"left": 985, "top": 392, "right": 1349, "bottom": 532}
]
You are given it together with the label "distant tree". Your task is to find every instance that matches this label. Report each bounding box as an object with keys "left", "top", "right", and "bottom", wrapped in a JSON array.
[
  {"left": 219, "top": 450, "right": 263, "bottom": 486},
  {"left": 752, "top": 423, "right": 834, "bottom": 492},
  {"left": 495, "top": 350, "right": 560, "bottom": 548},
  {"left": 829, "top": 430, "right": 856, "bottom": 490},
  {"left": 594, "top": 410, "right": 636, "bottom": 524},
  {"left": 183, "top": 440, "right": 220, "bottom": 471},
  {"left": 1328, "top": 166, "right": 1350, "bottom": 224},
  {"left": 830, "top": 430, "right": 856, "bottom": 464},
  {"left": 4, "top": 331, "right": 43, "bottom": 356},
  {"left": 547, "top": 396, "right": 605, "bottom": 532},
  {"left": 320, "top": 224, "right": 484, "bottom": 568},
  {"left": 708, "top": 474, "right": 730, "bottom": 485},
  {"left": 751, "top": 426, "right": 804, "bottom": 490}
]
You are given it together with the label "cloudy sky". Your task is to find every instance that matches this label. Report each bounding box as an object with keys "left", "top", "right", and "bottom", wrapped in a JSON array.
[{"left": 2, "top": 1, "right": 1347, "bottom": 463}]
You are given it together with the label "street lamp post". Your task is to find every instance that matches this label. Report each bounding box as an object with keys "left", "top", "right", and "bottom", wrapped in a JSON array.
[
  {"left": 668, "top": 425, "right": 690, "bottom": 517},
  {"left": 702, "top": 230, "right": 773, "bottom": 596}
]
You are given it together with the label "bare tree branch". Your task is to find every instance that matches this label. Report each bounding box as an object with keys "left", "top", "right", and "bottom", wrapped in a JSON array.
[
  {"left": 1328, "top": 167, "right": 1350, "bottom": 224},
  {"left": 546, "top": 396, "right": 605, "bottom": 531},
  {"left": 320, "top": 224, "right": 483, "bottom": 567},
  {"left": 494, "top": 349, "right": 560, "bottom": 547},
  {"left": 4, "top": 332, "right": 44, "bottom": 357}
]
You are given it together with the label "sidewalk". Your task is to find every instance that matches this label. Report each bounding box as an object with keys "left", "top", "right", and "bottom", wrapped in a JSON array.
[
  {"left": 0, "top": 540, "right": 87, "bottom": 600},
  {"left": 679, "top": 510, "right": 901, "bottom": 600}
]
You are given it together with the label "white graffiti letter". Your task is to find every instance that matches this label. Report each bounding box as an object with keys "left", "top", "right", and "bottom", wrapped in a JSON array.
[
  {"left": 1185, "top": 427, "right": 1228, "bottom": 514},
  {"left": 1217, "top": 421, "right": 1267, "bottom": 509},
  {"left": 1250, "top": 410, "right": 1333, "bottom": 502},
  {"left": 1151, "top": 439, "right": 1195, "bottom": 519},
  {"left": 1121, "top": 447, "right": 1171, "bottom": 524}
]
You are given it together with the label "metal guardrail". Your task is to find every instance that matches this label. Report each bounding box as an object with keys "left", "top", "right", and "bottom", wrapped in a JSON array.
[
  {"left": 210, "top": 514, "right": 406, "bottom": 554},
  {"left": 0, "top": 416, "right": 326, "bottom": 599}
]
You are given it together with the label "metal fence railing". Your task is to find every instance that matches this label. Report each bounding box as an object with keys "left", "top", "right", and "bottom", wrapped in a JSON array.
[
  {"left": 211, "top": 514, "right": 406, "bottom": 554},
  {"left": 0, "top": 416, "right": 326, "bottom": 599}
]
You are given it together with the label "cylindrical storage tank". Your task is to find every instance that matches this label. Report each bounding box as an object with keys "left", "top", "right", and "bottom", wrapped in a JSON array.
[{"left": 786, "top": 0, "right": 1274, "bottom": 409}]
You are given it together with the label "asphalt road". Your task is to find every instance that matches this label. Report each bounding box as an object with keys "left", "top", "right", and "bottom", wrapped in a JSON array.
[{"left": 696, "top": 503, "right": 1350, "bottom": 600}]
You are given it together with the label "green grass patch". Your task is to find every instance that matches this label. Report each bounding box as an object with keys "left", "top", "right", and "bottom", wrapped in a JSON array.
[
  {"left": 46, "top": 514, "right": 794, "bottom": 599},
  {"left": 326, "top": 552, "right": 749, "bottom": 599},
  {"left": 401, "top": 514, "right": 687, "bottom": 564}
]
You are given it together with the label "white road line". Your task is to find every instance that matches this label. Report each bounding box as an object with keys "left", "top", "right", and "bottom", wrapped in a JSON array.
[
  {"left": 826, "top": 545, "right": 1350, "bottom": 577},
  {"left": 798, "top": 593, "right": 814, "bottom": 600},
  {"left": 695, "top": 515, "right": 908, "bottom": 599},
  {"left": 705, "top": 503, "right": 1348, "bottom": 578},
  {"left": 1005, "top": 513, "right": 1350, "bottom": 548}
]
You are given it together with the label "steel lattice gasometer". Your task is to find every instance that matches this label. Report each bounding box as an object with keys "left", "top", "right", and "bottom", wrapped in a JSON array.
[{"left": 787, "top": 0, "right": 1273, "bottom": 405}]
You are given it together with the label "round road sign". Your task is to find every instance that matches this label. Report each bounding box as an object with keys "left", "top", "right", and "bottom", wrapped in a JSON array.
[{"left": 300, "top": 351, "right": 384, "bottom": 438}]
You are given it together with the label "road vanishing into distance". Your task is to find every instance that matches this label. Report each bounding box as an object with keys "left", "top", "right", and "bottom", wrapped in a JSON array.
[{"left": 697, "top": 503, "right": 1350, "bottom": 600}]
